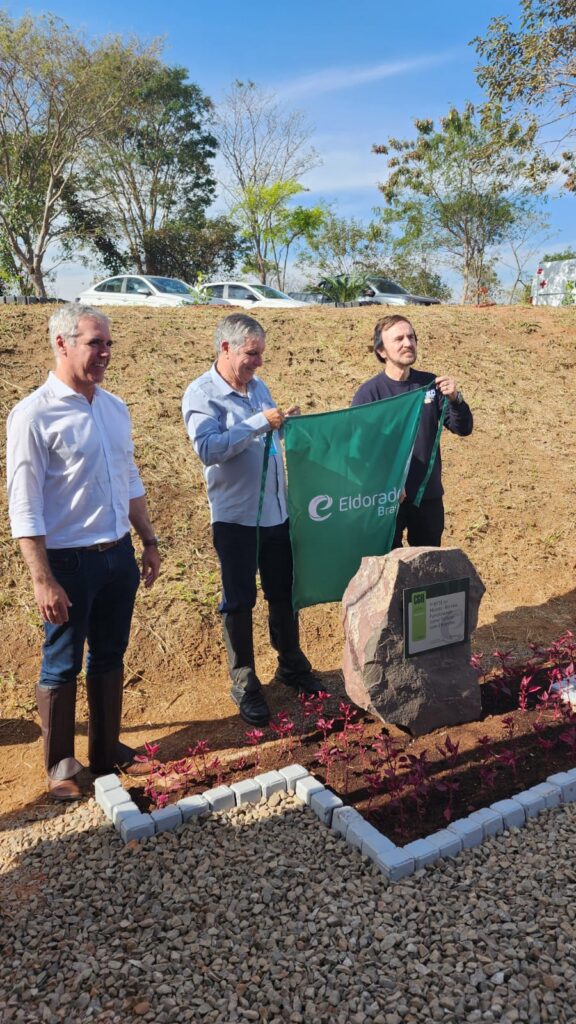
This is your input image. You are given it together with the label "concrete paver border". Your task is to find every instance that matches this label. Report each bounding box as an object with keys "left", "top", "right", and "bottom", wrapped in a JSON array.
[{"left": 94, "top": 763, "right": 576, "bottom": 880}]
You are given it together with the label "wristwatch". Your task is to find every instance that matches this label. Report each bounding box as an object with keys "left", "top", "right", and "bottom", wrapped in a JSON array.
[
  {"left": 452, "top": 391, "right": 464, "bottom": 405},
  {"left": 142, "top": 537, "right": 159, "bottom": 547}
]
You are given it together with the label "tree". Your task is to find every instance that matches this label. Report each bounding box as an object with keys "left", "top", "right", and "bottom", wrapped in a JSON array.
[
  {"left": 82, "top": 65, "right": 220, "bottom": 274},
  {"left": 474, "top": 0, "right": 576, "bottom": 191},
  {"left": 233, "top": 179, "right": 325, "bottom": 288},
  {"left": 374, "top": 104, "right": 551, "bottom": 303},
  {"left": 385, "top": 251, "right": 452, "bottom": 302},
  {"left": 262, "top": 201, "right": 326, "bottom": 292},
  {"left": 0, "top": 13, "right": 157, "bottom": 296},
  {"left": 215, "top": 80, "right": 320, "bottom": 284},
  {"left": 496, "top": 205, "right": 552, "bottom": 302},
  {"left": 297, "top": 212, "right": 392, "bottom": 279},
  {"left": 216, "top": 80, "right": 318, "bottom": 193},
  {"left": 296, "top": 210, "right": 451, "bottom": 300},
  {"left": 138, "top": 216, "right": 246, "bottom": 281}
]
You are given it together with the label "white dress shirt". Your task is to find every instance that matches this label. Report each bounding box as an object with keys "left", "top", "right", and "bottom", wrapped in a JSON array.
[{"left": 6, "top": 372, "right": 145, "bottom": 547}]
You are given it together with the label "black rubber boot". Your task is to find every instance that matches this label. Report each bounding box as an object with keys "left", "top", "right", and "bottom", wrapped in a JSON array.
[
  {"left": 268, "top": 602, "right": 324, "bottom": 695},
  {"left": 36, "top": 682, "right": 83, "bottom": 799},
  {"left": 86, "top": 668, "right": 135, "bottom": 775},
  {"left": 222, "top": 611, "right": 270, "bottom": 726}
]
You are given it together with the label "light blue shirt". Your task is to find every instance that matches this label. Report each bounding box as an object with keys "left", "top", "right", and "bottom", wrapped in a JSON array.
[
  {"left": 7, "top": 372, "right": 145, "bottom": 546},
  {"left": 182, "top": 364, "right": 288, "bottom": 526}
]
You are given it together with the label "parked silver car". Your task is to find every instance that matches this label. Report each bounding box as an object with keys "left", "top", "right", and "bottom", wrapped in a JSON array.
[{"left": 356, "top": 276, "right": 441, "bottom": 307}]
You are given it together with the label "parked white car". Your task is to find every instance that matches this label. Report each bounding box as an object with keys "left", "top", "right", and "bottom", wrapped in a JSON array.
[
  {"left": 77, "top": 274, "right": 211, "bottom": 308},
  {"left": 200, "top": 280, "right": 308, "bottom": 309}
]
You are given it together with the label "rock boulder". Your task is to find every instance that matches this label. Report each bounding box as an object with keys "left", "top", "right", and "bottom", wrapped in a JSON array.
[{"left": 342, "top": 547, "right": 485, "bottom": 736}]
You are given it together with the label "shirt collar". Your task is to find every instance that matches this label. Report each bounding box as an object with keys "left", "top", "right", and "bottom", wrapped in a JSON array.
[
  {"left": 48, "top": 370, "right": 100, "bottom": 402},
  {"left": 208, "top": 362, "right": 259, "bottom": 398}
]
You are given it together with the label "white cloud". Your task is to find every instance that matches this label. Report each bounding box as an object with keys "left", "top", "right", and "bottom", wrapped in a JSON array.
[
  {"left": 273, "top": 51, "right": 459, "bottom": 101},
  {"left": 304, "top": 147, "right": 382, "bottom": 195}
]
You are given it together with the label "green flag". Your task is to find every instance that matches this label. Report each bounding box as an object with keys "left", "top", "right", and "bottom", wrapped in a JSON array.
[{"left": 283, "top": 387, "right": 426, "bottom": 609}]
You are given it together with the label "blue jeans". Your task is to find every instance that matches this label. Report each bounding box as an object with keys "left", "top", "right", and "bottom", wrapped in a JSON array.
[{"left": 40, "top": 534, "right": 140, "bottom": 688}]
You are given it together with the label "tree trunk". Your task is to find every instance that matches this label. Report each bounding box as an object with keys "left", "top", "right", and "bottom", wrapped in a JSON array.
[
  {"left": 31, "top": 264, "right": 47, "bottom": 300},
  {"left": 461, "top": 259, "right": 472, "bottom": 304}
]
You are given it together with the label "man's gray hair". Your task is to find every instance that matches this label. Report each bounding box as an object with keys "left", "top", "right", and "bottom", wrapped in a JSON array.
[
  {"left": 213, "top": 313, "right": 265, "bottom": 355},
  {"left": 48, "top": 302, "right": 110, "bottom": 355}
]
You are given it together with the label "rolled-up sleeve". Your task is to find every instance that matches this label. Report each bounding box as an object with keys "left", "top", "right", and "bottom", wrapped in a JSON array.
[{"left": 127, "top": 453, "right": 145, "bottom": 500}]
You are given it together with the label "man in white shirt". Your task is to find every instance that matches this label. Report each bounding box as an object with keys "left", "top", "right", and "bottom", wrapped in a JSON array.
[{"left": 6, "top": 303, "right": 161, "bottom": 800}]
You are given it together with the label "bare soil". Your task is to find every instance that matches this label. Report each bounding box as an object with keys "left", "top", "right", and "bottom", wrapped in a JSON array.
[
  {"left": 1, "top": 303, "right": 575, "bottom": 835},
  {"left": 126, "top": 655, "right": 576, "bottom": 846}
]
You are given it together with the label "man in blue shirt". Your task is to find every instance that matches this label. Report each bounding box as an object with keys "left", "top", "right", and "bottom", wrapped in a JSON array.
[
  {"left": 352, "top": 314, "right": 473, "bottom": 547},
  {"left": 182, "top": 314, "right": 321, "bottom": 726}
]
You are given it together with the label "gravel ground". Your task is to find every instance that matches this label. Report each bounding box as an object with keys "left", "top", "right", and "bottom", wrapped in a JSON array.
[{"left": 1, "top": 792, "right": 575, "bottom": 1024}]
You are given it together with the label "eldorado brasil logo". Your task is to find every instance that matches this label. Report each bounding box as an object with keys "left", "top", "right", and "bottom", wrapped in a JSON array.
[
  {"left": 307, "top": 488, "right": 402, "bottom": 522},
  {"left": 308, "top": 495, "right": 333, "bottom": 521}
]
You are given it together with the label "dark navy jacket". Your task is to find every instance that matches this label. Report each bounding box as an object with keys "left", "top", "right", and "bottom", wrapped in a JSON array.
[{"left": 351, "top": 369, "right": 473, "bottom": 501}]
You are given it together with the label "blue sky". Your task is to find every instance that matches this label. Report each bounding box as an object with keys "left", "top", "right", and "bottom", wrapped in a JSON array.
[{"left": 6, "top": 0, "right": 574, "bottom": 297}]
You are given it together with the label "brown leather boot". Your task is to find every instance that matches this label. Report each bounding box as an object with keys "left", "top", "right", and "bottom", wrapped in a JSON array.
[
  {"left": 36, "top": 682, "right": 83, "bottom": 801},
  {"left": 86, "top": 668, "right": 135, "bottom": 775}
]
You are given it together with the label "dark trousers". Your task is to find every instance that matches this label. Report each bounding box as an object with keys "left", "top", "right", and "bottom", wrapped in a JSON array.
[
  {"left": 392, "top": 497, "right": 445, "bottom": 548},
  {"left": 40, "top": 534, "right": 140, "bottom": 688},
  {"left": 212, "top": 521, "right": 293, "bottom": 613}
]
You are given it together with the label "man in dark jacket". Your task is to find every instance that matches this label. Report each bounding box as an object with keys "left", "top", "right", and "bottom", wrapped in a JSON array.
[{"left": 351, "top": 314, "right": 473, "bottom": 547}]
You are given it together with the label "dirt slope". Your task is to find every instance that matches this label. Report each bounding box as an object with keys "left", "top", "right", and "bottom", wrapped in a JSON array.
[{"left": 1, "top": 302, "right": 575, "bottom": 818}]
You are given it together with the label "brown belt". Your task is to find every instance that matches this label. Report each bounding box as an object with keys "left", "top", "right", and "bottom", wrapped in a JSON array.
[{"left": 83, "top": 533, "right": 129, "bottom": 552}]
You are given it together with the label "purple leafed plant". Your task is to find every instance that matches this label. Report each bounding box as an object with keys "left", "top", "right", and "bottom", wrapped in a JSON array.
[
  {"left": 271, "top": 711, "right": 296, "bottom": 757},
  {"left": 134, "top": 740, "right": 161, "bottom": 764},
  {"left": 518, "top": 673, "right": 541, "bottom": 711},
  {"left": 435, "top": 734, "right": 460, "bottom": 771},
  {"left": 496, "top": 746, "right": 519, "bottom": 779},
  {"left": 245, "top": 728, "right": 265, "bottom": 772},
  {"left": 434, "top": 777, "right": 460, "bottom": 822},
  {"left": 532, "top": 721, "right": 557, "bottom": 763}
]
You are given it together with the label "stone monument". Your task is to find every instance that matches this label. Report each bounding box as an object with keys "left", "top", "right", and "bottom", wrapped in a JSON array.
[{"left": 342, "top": 547, "right": 485, "bottom": 736}]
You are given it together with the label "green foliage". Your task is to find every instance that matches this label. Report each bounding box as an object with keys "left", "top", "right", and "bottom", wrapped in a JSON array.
[
  {"left": 562, "top": 281, "right": 576, "bottom": 305},
  {"left": 474, "top": 0, "right": 576, "bottom": 192},
  {"left": 297, "top": 211, "right": 392, "bottom": 278},
  {"left": 234, "top": 179, "right": 326, "bottom": 289},
  {"left": 0, "top": 230, "right": 26, "bottom": 294},
  {"left": 542, "top": 249, "right": 576, "bottom": 262},
  {"left": 0, "top": 12, "right": 158, "bottom": 296},
  {"left": 315, "top": 272, "right": 370, "bottom": 305},
  {"left": 61, "top": 183, "right": 127, "bottom": 275},
  {"left": 140, "top": 216, "right": 246, "bottom": 281},
  {"left": 385, "top": 254, "right": 452, "bottom": 302},
  {"left": 374, "top": 102, "right": 550, "bottom": 303},
  {"left": 82, "top": 64, "right": 218, "bottom": 274}
]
